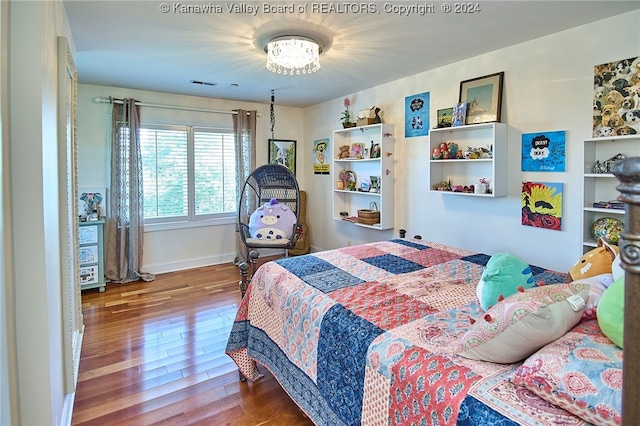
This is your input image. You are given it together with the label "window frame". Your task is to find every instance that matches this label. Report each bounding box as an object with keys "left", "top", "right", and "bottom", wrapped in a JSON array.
[{"left": 139, "top": 123, "right": 237, "bottom": 232}]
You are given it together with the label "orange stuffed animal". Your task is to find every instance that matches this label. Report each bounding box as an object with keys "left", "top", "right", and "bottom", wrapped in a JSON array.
[{"left": 567, "top": 238, "right": 619, "bottom": 319}]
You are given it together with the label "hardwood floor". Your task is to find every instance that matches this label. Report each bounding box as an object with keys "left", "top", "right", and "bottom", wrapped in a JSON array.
[{"left": 72, "top": 261, "right": 314, "bottom": 426}]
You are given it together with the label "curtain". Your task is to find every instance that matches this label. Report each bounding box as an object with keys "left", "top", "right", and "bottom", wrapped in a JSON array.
[
  {"left": 233, "top": 109, "right": 257, "bottom": 264},
  {"left": 105, "top": 99, "right": 154, "bottom": 283}
]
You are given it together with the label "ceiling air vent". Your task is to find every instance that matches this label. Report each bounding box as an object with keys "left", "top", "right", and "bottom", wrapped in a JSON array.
[{"left": 190, "top": 80, "right": 217, "bottom": 86}]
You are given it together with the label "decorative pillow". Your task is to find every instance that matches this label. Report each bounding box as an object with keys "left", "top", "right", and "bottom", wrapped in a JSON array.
[
  {"left": 248, "top": 198, "right": 296, "bottom": 242},
  {"left": 457, "top": 282, "right": 589, "bottom": 363},
  {"left": 597, "top": 276, "right": 625, "bottom": 348},
  {"left": 512, "top": 320, "right": 622, "bottom": 426},
  {"left": 476, "top": 252, "right": 535, "bottom": 311}
]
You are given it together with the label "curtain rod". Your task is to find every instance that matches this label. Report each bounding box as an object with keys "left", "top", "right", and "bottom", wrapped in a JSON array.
[{"left": 93, "top": 96, "right": 261, "bottom": 116}]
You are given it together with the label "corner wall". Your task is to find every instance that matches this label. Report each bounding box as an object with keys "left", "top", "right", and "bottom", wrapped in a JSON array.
[
  {"left": 302, "top": 10, "right": 640, "bottom": 272},
  {"left": 77, "top": 84, "right": 305, "bottom": 273}
]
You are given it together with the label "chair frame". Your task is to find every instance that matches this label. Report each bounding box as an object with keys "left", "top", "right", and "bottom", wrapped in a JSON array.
[{"left": 237, "top": 164, "right": 303, "bottom": 296}]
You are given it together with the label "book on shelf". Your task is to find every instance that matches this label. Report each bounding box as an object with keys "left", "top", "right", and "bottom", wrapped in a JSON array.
[{"left": 592, "top": 201, "right": 625, "bottom": 210}]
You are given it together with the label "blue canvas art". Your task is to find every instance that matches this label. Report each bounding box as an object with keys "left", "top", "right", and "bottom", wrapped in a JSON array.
[
  {"left": 405, "top": 92, "right": 430, "bottom": 137},
  {"left": 521, "top": 130, "right": 566, "bottom": 172}
]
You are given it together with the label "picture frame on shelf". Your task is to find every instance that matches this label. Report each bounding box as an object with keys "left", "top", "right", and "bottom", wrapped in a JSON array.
[
  {"left": 459, "top": 71, "right": 504, "bottom": 125},
  {"left": 268, "top": 139, "right": 296, "bottom": 175},
  {"left": 351, "top": 143, "right": 365, "bottom": 158},
  {"left": 436, "top": 108, "right": 453, "bottom": 128},
  {"left": 452, "top": 102, "right": 467, "bottom": 127}
]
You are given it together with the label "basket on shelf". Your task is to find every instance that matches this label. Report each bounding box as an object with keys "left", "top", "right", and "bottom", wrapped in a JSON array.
[{"left": 358, "top": 202, "right": 380, "bottom": 225}]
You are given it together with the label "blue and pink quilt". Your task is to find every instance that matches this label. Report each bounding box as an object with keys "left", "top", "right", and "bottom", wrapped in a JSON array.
[{"left": 225, "top": 239, "right": 593, "bottom": 425}]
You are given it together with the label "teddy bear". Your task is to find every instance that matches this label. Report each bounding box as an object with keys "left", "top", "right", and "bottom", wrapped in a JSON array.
[{"left": 337, "top": 145, "right": 350, "bottom": 159}]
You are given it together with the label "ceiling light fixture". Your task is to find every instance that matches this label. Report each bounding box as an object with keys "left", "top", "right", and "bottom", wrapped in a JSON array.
[{"left": 264, "top": 36, "right": 321, "bottom": 75}]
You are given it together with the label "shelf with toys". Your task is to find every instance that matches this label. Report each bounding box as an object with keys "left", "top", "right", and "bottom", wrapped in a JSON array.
[
  {"left": 332, "top": 123, "right": 394, "bottom": 229},
  {"left": 581, "top": 134, "right": 640, "bottom": 253},
  {"left": 429, "top": 122, "right": 507, "bottom": 197}
]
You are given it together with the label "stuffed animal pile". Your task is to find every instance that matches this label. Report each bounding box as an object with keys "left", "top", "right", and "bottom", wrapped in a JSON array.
[
  {"left": 474, "top": 242, "right": 626, "bottom": 348},
  {"left": 567, "top": 238, "right": 620, "bottom": 320},
  {"left": 566, "top": 238, "right": 625, "bottom": 347}
]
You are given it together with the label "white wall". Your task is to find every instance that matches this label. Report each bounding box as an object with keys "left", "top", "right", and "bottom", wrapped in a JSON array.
[
  {"left": 77, "top": 11, "right": 639, "bottom": 275},
  {"left": 0, "top": 1, "right": 12, "bottom": 425},
  {"left": 77, "top": 84, "right": 304, "bottom": 273},
  {"left": 302, "top": 10, "right": 640, "bottom": 272},
  {"left": 6, "top": 1, "right": 75, "bottom": 425}
]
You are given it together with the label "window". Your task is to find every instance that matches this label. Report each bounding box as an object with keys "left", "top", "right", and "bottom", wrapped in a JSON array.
[{"left": 140, "top": 125, "right": 236, "bottom": 226}]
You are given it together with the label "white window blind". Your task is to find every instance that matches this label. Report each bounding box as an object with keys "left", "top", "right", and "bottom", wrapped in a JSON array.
[
  {"left": 193, "top": 130, "right": 236, "bottom": 215},
  {"left": 140, "top": 125, "right": 236, "bottom": 225}
]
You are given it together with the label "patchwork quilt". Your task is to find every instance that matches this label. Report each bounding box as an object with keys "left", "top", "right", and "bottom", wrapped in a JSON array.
[{"left": 225, "top": 239, "right": 593, "bottom": 425}]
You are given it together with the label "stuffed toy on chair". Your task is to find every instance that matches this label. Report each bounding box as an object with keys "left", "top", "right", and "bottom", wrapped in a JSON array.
[
  {"left": 567, "top": 238, "right": 620, "bottom": 319},
  {"left": 248, "top": 199, "right": 296, "bottom": 242},
  {"left": 476, "top": 253, "right": 535, "bottom": 311}
]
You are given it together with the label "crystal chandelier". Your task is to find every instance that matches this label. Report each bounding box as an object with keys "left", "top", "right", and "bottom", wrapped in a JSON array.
[{"left": 265, "top": 36, "right": 321, "bottom": 75}]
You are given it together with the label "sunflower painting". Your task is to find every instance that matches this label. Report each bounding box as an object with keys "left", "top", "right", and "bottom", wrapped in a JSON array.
[{"left": 522, "top": 182, "right": 563, "bottom": 231}]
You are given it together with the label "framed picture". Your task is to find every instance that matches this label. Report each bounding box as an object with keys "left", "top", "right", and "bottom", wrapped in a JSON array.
[
  {"left": 452, "top": 102, "right": 467, "bottom": 127},
  {"left": 351, "top": 143, "right": 365, "bottom": 158},
  {"left": 78, "top": 187, "right": 107, "bottom": 219},
  {"left": 268, "top": 139, "right": 296, "bottom": 175},
  {"left": 436, "top": 108, "right": 453, "bottom": 128},
  {"left": 459, "top": 71, "right": 504, "bottom": 125}
]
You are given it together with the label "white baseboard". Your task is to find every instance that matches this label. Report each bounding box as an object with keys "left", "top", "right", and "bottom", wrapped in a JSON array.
[{"left": 143, "top": 253, "right": 236, "bottom": 275}]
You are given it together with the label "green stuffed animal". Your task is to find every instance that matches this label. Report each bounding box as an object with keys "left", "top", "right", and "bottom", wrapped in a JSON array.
[
  {"left": 597, "top": 274, "right": 624, "bottom": 348},
  {"left": 476, "top": 253, "right": 535, "bottom": 311}
]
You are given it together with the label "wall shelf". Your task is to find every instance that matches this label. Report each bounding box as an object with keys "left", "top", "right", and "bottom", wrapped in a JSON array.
[
  {"left": 429, "top": 122, "right": 507, "bottom": 197},
  {"left": 332, "top": 123, "right": 395, "bottom": 230},
  {"left": 582, "top": 134, "right": 639, "bottom": 251}
]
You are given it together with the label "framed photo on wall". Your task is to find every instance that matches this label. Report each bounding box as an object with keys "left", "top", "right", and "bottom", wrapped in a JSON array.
[
  {"left": 459, "top": 71, "right": 504, "bottom": 125},
  {"left": 268, "top": 139, "right": 296, "bottom": 175}
]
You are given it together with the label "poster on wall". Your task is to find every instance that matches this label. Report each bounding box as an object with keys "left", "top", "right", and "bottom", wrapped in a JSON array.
[
  {"left": 593, "top": 56, "right": 639, "bottom": 138},
  {"left": 521, "top": 130, "right": 566, "bottom": 172},
  {"left": 521, "top": 182, "right": 563, "bottom": 231},
  {"left": 313, "top": 138, "right": 330, "bottom": 174},
  {"left": 405, "top": 91, "right": 430, "bottom": 137}
]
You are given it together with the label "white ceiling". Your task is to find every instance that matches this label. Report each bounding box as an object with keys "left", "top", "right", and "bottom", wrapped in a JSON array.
[{"left": 64, "top": 1, "right": 640, "bottom": 108}]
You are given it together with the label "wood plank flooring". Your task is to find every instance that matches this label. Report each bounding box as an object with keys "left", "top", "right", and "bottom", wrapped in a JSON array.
[{"left": 72, "top": 260, "right": 314, "bottom": 426}]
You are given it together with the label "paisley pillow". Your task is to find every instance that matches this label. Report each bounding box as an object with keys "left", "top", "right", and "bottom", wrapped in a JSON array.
[{"left": 512, "top": 320, "right": 622, "bottom": 426}]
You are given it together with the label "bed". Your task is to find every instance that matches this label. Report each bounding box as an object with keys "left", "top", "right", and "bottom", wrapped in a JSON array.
[{"left": 226, "top": 158, "right": 640, "bottom": 426}]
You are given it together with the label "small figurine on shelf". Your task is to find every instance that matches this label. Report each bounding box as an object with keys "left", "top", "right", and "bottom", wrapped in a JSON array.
[
  {"left": 432, "top": 180, "right": 452, "bottom": 191},
  {"left": 432, "top": 146, "right": 443, "bottom": 160},
  {"left": 477, "top": 178, "right": 490, "bottom": 194},
  {"left": 373, "top": 107, "right": 382, "bottom": 124},
  {"left": 370, "top": 142, "right": 381, "bottom": 158}
]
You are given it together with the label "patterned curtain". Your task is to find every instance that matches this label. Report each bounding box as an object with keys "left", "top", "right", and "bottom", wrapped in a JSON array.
[
  {"left": 233, "top": 109, "right": 257, "bottom": 264},
  {"left": 105, "top": 99, "right": 154, "bottom": 283}
]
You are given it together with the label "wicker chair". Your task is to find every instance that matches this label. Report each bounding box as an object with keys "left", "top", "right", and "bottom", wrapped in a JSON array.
[{"left": 237, "top": 164, "right": 302, "bottom": 296}]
